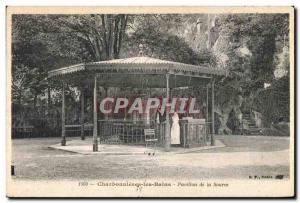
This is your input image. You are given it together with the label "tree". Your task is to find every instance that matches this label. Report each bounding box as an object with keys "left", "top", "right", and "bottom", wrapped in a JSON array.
[
  {"left": 124, "top": 14, "right": 215, "bottom": 66},
  {"left": 12, "top": 14, "right": 91, "bottom": 106},
  {"left": 56, "top": 14, "right": 130, "bottom": 61},
  {"left": 12, "top": 13, "right": 290, "bottom": 134}
]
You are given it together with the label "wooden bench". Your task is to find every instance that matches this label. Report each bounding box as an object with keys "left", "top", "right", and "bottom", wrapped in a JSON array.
[
  {"left": 65, "top": 124, "right": 93, "bottom": 137},
  {"left": 13, "top": 125, "right": 34, "bottom": 138}
]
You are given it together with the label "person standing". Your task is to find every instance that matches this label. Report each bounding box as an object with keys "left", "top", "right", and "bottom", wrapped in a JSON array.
[{"left": 171, "top": 112, "right": 180, "bottom": 145}]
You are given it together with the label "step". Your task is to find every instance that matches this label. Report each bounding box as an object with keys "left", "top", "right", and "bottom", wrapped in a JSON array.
[
  {"left": 249, "top": 130, "right": 261, "bottom": 133},
  {"left": 249, "top": 129, "right": 261, "bottom": 132},
  {"left": 248, "top": 124, "right": 257, "bottom": 128}
]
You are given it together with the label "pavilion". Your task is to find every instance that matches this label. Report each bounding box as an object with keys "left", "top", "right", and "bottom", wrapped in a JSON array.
[{"left": 48, "top": 49, "right": 227, "bottom": 152}]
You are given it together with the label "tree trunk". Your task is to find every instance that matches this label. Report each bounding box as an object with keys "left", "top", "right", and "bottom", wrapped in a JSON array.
[
  {"left": 18, "top": 91, "right": 22, "bottom": 105},
  {"left": 113, "top": 17, "right": 120, "bottom": 58},
  {"left": 116, "top": 15, "right": 128, "bottom": 58},
  {"left": 47, "top": 86, "right": 51, "bottom": 106},
  {"left": 107, "top": 15, "right": 113, "bottom": 59},
  {"left": 100, "top": 14, "right": 128, "bottom": 60},
  {"left": 101, "top": 14, "right": 109, "bottom": 59},
  {"left": 33, "top": 93, "right": 37, "bottom": 108}
]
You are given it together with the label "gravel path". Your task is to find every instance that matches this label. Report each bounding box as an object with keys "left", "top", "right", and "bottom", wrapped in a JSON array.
[{"left": 11, "top": 136, "right": 290, "bottom": 180}]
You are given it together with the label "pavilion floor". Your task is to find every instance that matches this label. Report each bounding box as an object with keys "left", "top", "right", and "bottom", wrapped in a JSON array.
[{"left": 48, "top": 137, "right": 225, "bottom": 155}]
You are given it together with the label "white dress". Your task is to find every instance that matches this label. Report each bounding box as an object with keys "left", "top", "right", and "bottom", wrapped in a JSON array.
[{"left": 171, "top": 113, "right": 180, "bottom": 144}]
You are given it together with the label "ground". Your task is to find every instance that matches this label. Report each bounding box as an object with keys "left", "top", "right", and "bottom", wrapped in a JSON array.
[{"left": 11, "top": 135, "right": 290, "bottom": 180}]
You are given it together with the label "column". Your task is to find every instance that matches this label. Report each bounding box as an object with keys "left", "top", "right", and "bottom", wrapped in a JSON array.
[
  {"left": 61, "top": 82, "right": 66, "bottom": 146},
  {"left": 206, "top": 82, "right": 209, "bottom": 142},
  {"left": 80, "top": 88, "right": 85, "bottom": 140},
  {"left": 93, "top": 76, "right": 98, "bottom": 152},
  {"left": 211, "top": 79, "right": 215, "bottom": 146},
  {"left": 104, "top": 86, "right": 108, "bottom": 120},
  {"left": 165, "top": 74, "right": 171, "bottom": 151}
]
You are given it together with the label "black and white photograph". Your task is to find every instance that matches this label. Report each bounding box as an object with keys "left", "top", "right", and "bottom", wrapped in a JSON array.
[{"left": 6, "top": 6, "right": 294, "bottom": 197}]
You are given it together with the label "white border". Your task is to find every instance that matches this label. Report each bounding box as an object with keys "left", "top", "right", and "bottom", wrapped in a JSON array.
[{"left": 1, "top": 0, "right": 298, "bottom": 202}]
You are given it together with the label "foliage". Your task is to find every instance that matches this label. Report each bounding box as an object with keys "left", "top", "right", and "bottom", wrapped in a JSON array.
[
  {"left": 253, "top": 75, "right": 290, "bottom": 126},
  {"left": 11, "top": 13, "right": 290, "bottom": 134},
  {"left": 56, "top": 14, "right": 130, "bottom": 60},
  {"left": 211, "top": 14, "right": 290, "bottom": 133}
]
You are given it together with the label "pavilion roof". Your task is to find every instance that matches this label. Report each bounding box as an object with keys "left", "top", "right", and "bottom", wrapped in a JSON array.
[{"left": 48, "top": 56, "right": 227, "bottom": 79}]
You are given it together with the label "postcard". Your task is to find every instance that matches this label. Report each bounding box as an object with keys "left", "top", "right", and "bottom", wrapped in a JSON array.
[{"left": 6, "top": 6, "right": 295, "bottom": 198}]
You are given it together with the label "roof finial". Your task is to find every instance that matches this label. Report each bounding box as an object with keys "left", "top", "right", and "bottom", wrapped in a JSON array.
[{"left": 138, "top": 43, "right": 144, "bottom": 56}]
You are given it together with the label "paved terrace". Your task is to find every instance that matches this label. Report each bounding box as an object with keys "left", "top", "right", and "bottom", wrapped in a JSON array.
[{"left": 49, "top": 137, "right": 225, "bottom": 155}]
